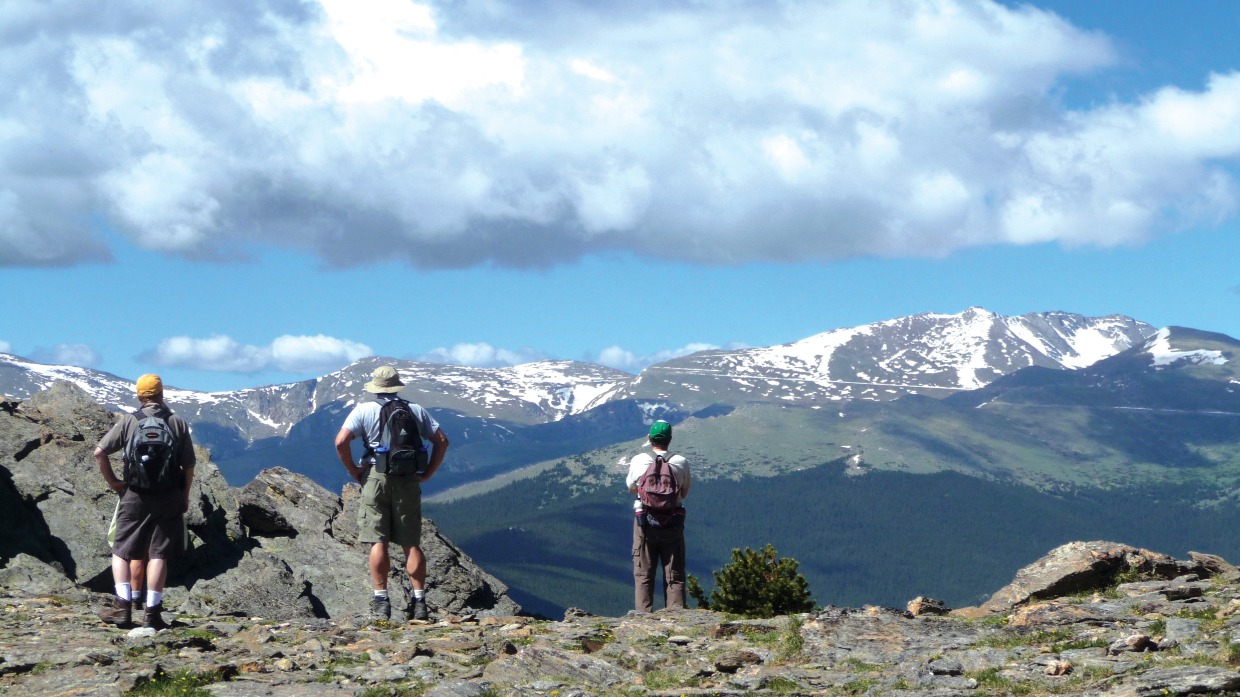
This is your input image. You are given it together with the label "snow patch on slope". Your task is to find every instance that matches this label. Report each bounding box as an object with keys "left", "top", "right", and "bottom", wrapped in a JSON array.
[{"left": 1148, "top": 328, "right": 1228, "bottom": 368}]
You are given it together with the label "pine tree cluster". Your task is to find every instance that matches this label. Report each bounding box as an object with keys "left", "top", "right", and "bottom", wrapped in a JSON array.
[{"left": 688, "top": 544, "right": 816, "bottom": 618}]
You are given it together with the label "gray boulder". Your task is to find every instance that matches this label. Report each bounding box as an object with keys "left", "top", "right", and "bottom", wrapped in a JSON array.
[
  {"left": 1102, "top": 665, "right": 1240, "bottom": 696},
  {"left": 238, "top": 466, "right": 338, "bottom": 536},
  {"left": 973, "top": 541, "right": 1208, "bottom": 614},
  {"left": 0, "top": 553, "right": 79, "bottom": 597},
  {"left": 180, "top": 549, "right": 319, "bottom": 620}
]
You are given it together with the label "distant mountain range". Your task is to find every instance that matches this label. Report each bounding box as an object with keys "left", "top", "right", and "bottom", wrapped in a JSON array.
[{"left": 0, "top": 308, "right": 1159, "bottom": 490}]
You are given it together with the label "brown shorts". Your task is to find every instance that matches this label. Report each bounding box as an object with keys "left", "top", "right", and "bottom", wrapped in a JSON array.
[
  {"left": 112, "top": 487, "right": 185, "bottom": 561},
  {"left": 358, "top": 472, "right": 422, "bottom": 548}
]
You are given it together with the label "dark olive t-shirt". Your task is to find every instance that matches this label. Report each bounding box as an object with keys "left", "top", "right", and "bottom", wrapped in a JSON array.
[{"left": 97, "top": 400, "right": 196, "bottom": 482}]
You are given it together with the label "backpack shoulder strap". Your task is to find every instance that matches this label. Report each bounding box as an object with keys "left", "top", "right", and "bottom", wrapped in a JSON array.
[
  {"left": 122, "top": 410, "right": 145, "bottom": 464},
  {"left": 374, "top": 397, "right": 408, "bottom": 450},
  {"left": 654, "top": 452, "right": 679, "bottom": 486}
]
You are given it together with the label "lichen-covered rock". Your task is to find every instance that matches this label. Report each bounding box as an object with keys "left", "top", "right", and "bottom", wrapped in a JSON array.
[
  {"left": 1101, "top": 665, "right": 1240, "bottom": 696},
  {"left": 907, "top": 596, "right": 949, "bottom": 616},
  {"left": 481, "top": 645, "right": 638, "bottom": 688}
]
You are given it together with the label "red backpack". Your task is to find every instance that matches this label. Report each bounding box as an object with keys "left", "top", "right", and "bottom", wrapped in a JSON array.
[{"left": 638, "top": 453, "right": 681, "bottom": 523}]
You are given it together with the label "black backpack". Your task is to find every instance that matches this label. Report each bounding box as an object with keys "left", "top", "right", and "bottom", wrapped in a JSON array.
[
  {"left": 122, "top": 412, "right": 182, "bottom": 491},
  {"left": 372, "top": 398, "right": 429, "bottom": 476}
]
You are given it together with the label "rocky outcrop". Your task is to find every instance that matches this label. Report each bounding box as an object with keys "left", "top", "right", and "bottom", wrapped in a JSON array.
[
  {"left": 0, "top": 382, "right": 519, "bottom": 621},
  {"left": 8, "top": 543, "right": 1240, "bottom": 695},
  {"left": 966, "top": 541, "right": 1210, "bottom": 616},
  {"left": 222, "top": 466, "right": 519, "bottom": 619}
]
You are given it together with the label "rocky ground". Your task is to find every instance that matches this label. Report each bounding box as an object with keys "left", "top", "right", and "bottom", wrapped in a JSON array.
[
  {"left": 9, "top": 383, "right": 1240, "bottom": 695},
  {"left": 7, "top": 541, "right": 1240, "bottom": 696}
]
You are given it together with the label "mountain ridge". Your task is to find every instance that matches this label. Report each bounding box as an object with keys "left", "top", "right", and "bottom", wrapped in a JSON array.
[{"left": 0, "top": 308, "right": 1173, "bottom": 491}]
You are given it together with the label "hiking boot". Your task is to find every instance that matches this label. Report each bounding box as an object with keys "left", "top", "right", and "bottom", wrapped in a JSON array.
[
  {"left": 410, "top": 598, "right": 429, "bottom": 621},
  {"left": 143, "top": 602, "right": 168, "bottom": 630},
  {"left": 370, "top": 596, "right": 391, "bottom": 620},
  {"left": 99, "top": 597, "right": 132, "bottom": 627}
]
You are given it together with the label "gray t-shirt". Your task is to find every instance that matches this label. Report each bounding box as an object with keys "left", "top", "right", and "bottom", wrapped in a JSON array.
[{"left": 341, "top": 395, "right": 440, "bottom": 450}]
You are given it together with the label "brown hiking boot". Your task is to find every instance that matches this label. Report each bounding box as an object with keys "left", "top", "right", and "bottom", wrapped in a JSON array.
[
  {"left": 99, "top": 597, "right": 132, "bottom": 627},
  {"left": 143, "top": 602, "right": 167, "bottom": 630}
]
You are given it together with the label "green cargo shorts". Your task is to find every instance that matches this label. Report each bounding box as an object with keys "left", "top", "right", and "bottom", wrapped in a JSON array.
[{"left": 358, "top": 471, "right": 422, "bottom": 548}]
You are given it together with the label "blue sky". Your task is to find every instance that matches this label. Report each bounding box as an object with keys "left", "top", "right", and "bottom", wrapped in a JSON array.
[{"left": 1, "top": 1, "right": 1238, "bottom": 392}]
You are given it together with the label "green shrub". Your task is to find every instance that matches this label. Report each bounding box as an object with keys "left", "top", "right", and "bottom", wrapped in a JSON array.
[
  {"left": 687, "top": 544, "right": 815, "bottom": 618},
  {"left": 126, "top": 668, "right": 223, "bottom": 696}
]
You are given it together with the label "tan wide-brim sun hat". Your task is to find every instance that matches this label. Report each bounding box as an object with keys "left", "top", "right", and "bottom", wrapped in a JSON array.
[{"left": 364, "top": 365, "right": 405, "bottom": 394}]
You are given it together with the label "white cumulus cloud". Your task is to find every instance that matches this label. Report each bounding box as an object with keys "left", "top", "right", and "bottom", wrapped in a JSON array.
[
  {"left": 2, "top": 1, "right": 1239, "bottom": 269},
  {"left": 146, "top": 334, "right": 372, "bottom": 374},
  {"left": 596, "top": 342, "right": 723, "bottom": 373},
  {"left": 31, "top": 343, "right": 101, "bottom": 368},
  {"left": 418, "top": 342, "right": 547, "bottom": 368},
  {"left": 0, "top": 339, "right": 11, "bottom": 354}
]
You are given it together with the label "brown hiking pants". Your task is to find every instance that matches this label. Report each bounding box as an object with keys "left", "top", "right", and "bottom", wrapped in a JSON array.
[{"left": 632, "top": 518, "right": 686, "bottom": 612}]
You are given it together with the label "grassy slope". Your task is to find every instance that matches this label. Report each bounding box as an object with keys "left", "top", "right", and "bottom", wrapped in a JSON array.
[{"left": 438, "top": 392, "right": 1240, "bottom": 498}]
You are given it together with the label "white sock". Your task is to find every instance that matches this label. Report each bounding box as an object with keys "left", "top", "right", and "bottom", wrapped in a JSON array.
[
  {"left": 413, "top": 589, "right": 426, "bottom": 600},
  {"left": 374, "top": 590, "right": 389, "bottom": 599},
  {"left": 115, "top": 583, "right": 132, "bottom": 602},
  {"left": 147, "top": 590, "right": 163, "bottom": 608}
]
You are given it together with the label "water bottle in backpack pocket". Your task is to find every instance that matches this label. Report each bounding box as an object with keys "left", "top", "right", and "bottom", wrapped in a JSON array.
[{"left": 123, "top": 414, "right": 181, "bottom": 491}]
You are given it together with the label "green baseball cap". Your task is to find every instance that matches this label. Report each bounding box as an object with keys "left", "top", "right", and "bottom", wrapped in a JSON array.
[{"left": 649, "top": 420, "right": 672, "bottom": 442}]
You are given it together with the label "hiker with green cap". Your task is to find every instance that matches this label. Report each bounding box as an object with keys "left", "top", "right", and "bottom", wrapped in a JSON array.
[
  {"left": 625, "top": 419, "right": 692, "bottom": 612},
  {"left": 335, "top": 365, "right": 450, "bottom": 621}
]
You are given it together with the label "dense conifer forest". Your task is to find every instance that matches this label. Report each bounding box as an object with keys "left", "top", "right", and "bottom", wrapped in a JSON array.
[{"left": 428, "top": 462, "right": 1240, "bottom": 618}]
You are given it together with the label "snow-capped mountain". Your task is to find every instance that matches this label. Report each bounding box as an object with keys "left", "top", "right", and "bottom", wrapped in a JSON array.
[
  {"left": 947, "top": 324, "right": 1239, "bottom": 416},
  {"left": 0, "top": 352, "right": 632, "bottom": 440},
  {"left": 0, "top": 308, "right": 1162, "bottom": 464},
  {"left": 0, "top": 307, "right": 1204, "bottom": 492},
  {"left": 627, "top": 308, "right": 1155, "bottom": 405},
  {"left": 309, "top": 356, "right": 632, "bottom": 426}
]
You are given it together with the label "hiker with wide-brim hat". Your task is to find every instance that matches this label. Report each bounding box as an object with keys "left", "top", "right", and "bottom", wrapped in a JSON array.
[{"left": 335, "top": 365, "right": 450, "bottom": 621}]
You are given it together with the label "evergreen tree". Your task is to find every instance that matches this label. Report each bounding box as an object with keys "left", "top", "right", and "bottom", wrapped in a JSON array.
[{"left": 688, "top": 544, "right": 815, "bottom": 618}]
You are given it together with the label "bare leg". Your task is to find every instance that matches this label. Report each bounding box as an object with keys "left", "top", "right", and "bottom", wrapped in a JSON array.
[
  {"left": 111, "top": 555, "right": 131, "bottom": 585},
  {"left": 146, "top": 559, "right": 168, "bottom": 592},
  {"left": 403, "top": 545, "right": 426, "bottom": 590},
  {"left": 369, "top": 542, "right": 391, "bottom": 590},
  {"left": 130, "top": 559, "right": 147, "bottom": 597}
]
